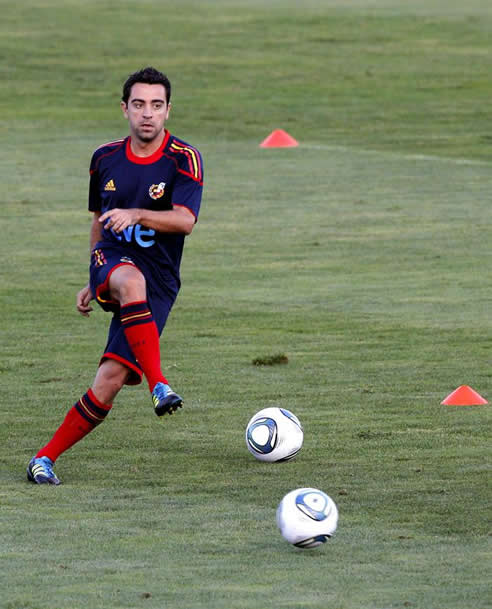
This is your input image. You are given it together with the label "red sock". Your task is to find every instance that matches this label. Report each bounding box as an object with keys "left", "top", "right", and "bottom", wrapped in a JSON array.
[
  {"left": 120, "top": 301, "right": 167, "bottom": 391},
  {"left": 36, "top": 389, "right": 112, "bottom": 462}
]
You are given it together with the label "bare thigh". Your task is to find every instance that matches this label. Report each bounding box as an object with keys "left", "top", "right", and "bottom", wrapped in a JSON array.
[{"left": 108, "top": 265, "right": 147, "bottom": 306}]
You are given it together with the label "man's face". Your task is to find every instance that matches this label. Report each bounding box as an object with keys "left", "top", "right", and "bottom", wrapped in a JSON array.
[{"left": 121, "top": 83, "right": 170, "bottom": 143}]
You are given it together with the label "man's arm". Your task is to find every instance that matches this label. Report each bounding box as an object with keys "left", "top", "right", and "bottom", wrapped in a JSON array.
[
  {"left": 76, "top": 211, "right": 103, "bottom": 317},
  {"left": 98, "top": 206, "right": 195, "bottom": 236},
  {"left": 89, "top": 210, "right": 103, "bottom": 250}
]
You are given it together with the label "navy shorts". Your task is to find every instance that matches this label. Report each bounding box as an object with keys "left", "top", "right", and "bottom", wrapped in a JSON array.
[{"left": 90, "top": 244, "right": 176, "bottom": 385}]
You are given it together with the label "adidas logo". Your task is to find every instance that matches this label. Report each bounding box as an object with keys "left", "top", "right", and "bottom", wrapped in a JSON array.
[{"left": 104, "top": 179, "right": 116, "bottom": 191}]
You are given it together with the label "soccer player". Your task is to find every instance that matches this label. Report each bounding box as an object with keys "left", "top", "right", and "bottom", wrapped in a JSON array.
[{"left": 27, "top": 67, "right": 204, "bottom": 485}]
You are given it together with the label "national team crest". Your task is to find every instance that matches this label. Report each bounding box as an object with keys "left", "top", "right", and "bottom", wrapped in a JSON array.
[{"left": 149, "top": 182, "right": 166, "bottom": 199}]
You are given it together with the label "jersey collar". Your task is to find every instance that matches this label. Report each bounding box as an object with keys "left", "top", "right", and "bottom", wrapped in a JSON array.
[{"left": 125, "top": 130, "right": 170, "bottom": 164}]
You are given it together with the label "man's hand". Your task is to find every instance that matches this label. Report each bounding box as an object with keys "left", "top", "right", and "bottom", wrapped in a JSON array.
[
  {"left": 77, "top": 284, "right": 94, "bottom": 317},
  {"left": 99, "top": 208, "right": 141, "bottom": 233}
]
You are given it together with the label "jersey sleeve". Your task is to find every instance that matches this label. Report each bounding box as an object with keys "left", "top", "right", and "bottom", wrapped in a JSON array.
[
  {"left": 170, "top": 144, "right": 204, "bottom": 221},
  {"left": 88, "top": 151, "right": 102, "bottom": 212}
]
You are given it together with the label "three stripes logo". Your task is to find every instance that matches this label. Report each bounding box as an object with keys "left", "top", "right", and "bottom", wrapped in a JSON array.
[
  {"left": 104, "top": 179, "right": 116, "bottom": 191},
  {"left": 170, "top": 141, "right": 203, "bottom": 183}
]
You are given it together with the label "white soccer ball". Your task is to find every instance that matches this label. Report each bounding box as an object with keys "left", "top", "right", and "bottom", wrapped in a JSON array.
[
  {"left": 245, "top": 407, "right": 303, "bottom": 462},
  {"left": 276, "top": 488, "right": 338, "bottom": 548}
]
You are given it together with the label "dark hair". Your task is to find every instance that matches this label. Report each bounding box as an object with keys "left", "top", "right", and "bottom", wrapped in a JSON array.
[{"left": 122, "top": 67, "right": 171, "bottom": 104}]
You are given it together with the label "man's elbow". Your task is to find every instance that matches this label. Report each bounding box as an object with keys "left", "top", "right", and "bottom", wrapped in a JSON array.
[
  {"left": 174, "top": 207, "right": 196, "bottom": 235},
  {"left": 182, "top": 217, "right": 195, "bottom": 235}
]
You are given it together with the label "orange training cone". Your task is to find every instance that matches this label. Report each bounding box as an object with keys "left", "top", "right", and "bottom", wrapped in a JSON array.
[
  {"left": 441, "top": 385, "right": 488, "bottom": 406},
  {"left": 260, "top": 129, "right": 299, "bottom": 148}
]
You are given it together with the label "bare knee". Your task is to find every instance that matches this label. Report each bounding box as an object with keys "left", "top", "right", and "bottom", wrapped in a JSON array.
[
  {"left": 109, "top": 265, "right": 146, "bottom": 305},
  {"left": 92, "top": 359, "right": 130, "bottom": 404}
]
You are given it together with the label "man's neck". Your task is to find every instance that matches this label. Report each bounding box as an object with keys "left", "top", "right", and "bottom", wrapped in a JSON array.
[{"left": 129, "top": 130, "right": 165, "bottom": 157}]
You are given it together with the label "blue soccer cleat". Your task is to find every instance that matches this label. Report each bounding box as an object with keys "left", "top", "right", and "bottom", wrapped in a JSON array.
[
  {"left": 27, "top": 456, "right": 61, "bottom": 485},
  {"left": 152, "top": 382, "right": 183, "bottom": 416}
]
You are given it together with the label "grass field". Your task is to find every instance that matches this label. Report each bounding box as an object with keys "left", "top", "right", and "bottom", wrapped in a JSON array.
[{"left": 1, "top": 1, "right": 491, "bottom": 608}]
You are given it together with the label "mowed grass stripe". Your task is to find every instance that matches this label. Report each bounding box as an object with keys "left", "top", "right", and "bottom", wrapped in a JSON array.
[{"left": 300, "top": 142, "right": 492, "bottom": 166}]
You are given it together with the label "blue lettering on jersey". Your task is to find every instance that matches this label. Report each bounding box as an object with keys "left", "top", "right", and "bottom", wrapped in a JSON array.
[{"left": 111, "top": 224, "right": 156, "bottom": 248}]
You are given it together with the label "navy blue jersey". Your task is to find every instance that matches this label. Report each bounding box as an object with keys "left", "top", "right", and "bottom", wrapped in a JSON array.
[{"left": 88, "top": 131, "right": 203, "bottom": 296}]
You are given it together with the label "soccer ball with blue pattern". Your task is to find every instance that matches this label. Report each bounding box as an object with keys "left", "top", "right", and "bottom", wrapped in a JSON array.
[
  {"left": 245, "top": 407, "right": 303, "bottom": 462},
  {"left": 276, "top": 488, "right": 339, "bottom": 548}
]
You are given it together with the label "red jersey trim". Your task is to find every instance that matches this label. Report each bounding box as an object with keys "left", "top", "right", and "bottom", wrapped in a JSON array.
[
  {"left": 173, "top": 203, "right": 197, "bottom": 220},
  {"left": 95, "top": 138, "right": 125, "bottom": 151},
  {"left": 125, "top": 130, "right": 170, "bottom": 165},
  {"left": 161, "top": 151, "right": 203, "bottom": 185},
  {"left": 169, "top": 141, "right": 203, "bottom": 182},
  {"left": 90, "top": 139, "right": 125, "bottom": 174}
]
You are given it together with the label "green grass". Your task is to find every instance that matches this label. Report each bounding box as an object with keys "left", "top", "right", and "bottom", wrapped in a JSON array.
[{"left": 1, "top": 1, "right": 491, "bottom": 608}]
